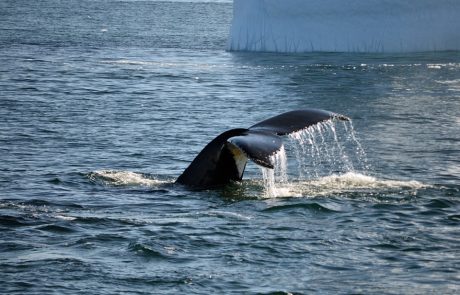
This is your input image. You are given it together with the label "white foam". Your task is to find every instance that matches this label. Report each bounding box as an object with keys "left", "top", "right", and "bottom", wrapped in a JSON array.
[
  {"left": 54, "top": 215, "right": 77, "bottom": 221},
  {"left": 89, "top": 170, "right": 167, "bottom": 186},
  {"left": 228, "top": 0, "right": 460, "bottom": 53},
  {"left": 306, "top": 172, "right": 428, "bottom": 191},
  {"left": 258, "top": 172, "right": 429, "bottom": 199}
]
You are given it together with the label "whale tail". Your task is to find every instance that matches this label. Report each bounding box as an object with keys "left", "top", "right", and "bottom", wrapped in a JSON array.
[{"left": 176, "top": 109, "right": 349, "bottom": 188}]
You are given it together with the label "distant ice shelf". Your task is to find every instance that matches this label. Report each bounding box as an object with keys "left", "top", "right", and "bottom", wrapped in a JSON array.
[{"left": 227, "top": 0, "right": 460, "bottom": 53}]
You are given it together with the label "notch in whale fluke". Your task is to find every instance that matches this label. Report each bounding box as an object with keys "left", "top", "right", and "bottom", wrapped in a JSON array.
[{"left": 176, "top": 108, "right": 349, "bottom": 189}]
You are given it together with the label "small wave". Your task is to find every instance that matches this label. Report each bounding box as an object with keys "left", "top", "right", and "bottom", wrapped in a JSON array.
[
  {"left": 436, "top": 78, "right": 460, "bottom": 85},
  {"left": 37, "top": 224, "right": 76, "bottom": 233},
  {"left": 263, "top": 202, "right": 339, "bottom": 213},
  {"left": 0, "top": 215, "right": 28, "bottom": 227},
  {"left": 88, "top": 170, "right": 168, "bottom": 187},
  {"left": 424, "top": 198, "right": 456, "bottom": 209},
  {"left": 71, "top": 214, "right": 153, "bottom": 227},
  {"left": 258, "top": 172, "right": 430, "bottom": 198},
  {"left": 101, "top": 59, "right": 151, "bottom": 66},
  {"left": 204, "top": 210, "right": 253, "bottom": 220},
  {"left": 16, "top": 253, "right": 88, "bottom": 264},
  {"left": 128, "top": 242, "right": 168, "bottom": 259},
  {"left": 127, "top": 242, "right": 189, "bottom": 262},
  {"left": 101, "top": 59, "right": 219, "bottom": 70}
]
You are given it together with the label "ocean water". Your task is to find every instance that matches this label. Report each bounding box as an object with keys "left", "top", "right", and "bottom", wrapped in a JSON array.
[{"left": 1, "top": 0, "right": 459, "bottom": 294}]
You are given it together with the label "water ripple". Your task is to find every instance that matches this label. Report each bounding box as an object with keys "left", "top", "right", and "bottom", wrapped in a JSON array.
[{"left": 263, "top": 202, "right": 339, "bottom": 214}]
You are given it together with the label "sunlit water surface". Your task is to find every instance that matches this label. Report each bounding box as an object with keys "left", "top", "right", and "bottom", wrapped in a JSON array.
[{"left": 1, "top": 0, "right": 459, "bottom": 294}]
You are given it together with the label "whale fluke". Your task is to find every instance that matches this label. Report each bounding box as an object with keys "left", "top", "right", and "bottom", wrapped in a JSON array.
[
  {"left": 250, "top": 109, "right": 349, "bottom": 135},
  {"left": 176, "top": 109, "right": 349, "bottom": 188}
]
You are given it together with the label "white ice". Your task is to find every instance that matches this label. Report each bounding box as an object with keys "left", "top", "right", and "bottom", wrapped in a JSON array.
[{"left": 227, "top": 0, "right": 460, "bottom": 53}]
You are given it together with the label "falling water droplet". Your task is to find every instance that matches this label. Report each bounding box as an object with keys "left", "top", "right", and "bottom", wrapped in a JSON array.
[{"left": 258, "top": 118, "right": 370, "bottom": 197}]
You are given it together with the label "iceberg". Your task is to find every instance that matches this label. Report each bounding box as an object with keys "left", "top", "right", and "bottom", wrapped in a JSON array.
[{"left": 227, "top": 0, "right": 460, "bottom": 53}]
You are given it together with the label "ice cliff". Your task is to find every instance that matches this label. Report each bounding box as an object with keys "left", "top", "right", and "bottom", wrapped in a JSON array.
[{"left": 227, "top": 0, "right": 460, "bottom": 53}]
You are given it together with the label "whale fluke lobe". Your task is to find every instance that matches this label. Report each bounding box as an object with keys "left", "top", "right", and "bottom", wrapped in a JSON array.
[
  {"left": 249, "top": 109, "right": 349, "bottom": 135},
  {"left": 176, "top": 109, "right": 348, "bottom": 188},
  {"left": 228, "top": 130, "right": 283, "bottom": 169}
]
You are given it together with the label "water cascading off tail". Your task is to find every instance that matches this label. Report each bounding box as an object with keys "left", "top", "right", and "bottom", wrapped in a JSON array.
[
  {"left": 260, "top": 119, "right": 369, "bottom": 197},
  {"left": 228, "top": 0, "right": 460, "bottom": 53}
]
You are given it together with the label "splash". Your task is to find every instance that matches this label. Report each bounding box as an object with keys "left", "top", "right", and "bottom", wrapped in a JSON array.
[
  {"left": 88, "top": 170, "right": 167, "bottom": 187},
  {"left": 259, "top": 146, "right": 293, "bottom": 197},
  {"left": 273, "top": 145, "right": 288, "bottom": 183},
  {"left": 287, "top": 119, "right": 370, "bottom": 179},
  {"left": 258, "top": 119, "right": 421, "bottom": 198}
]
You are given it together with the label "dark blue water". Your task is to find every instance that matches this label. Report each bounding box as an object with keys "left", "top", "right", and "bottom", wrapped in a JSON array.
[{"left": 1, "top": 0, "right": 459, "bottom": 294}]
